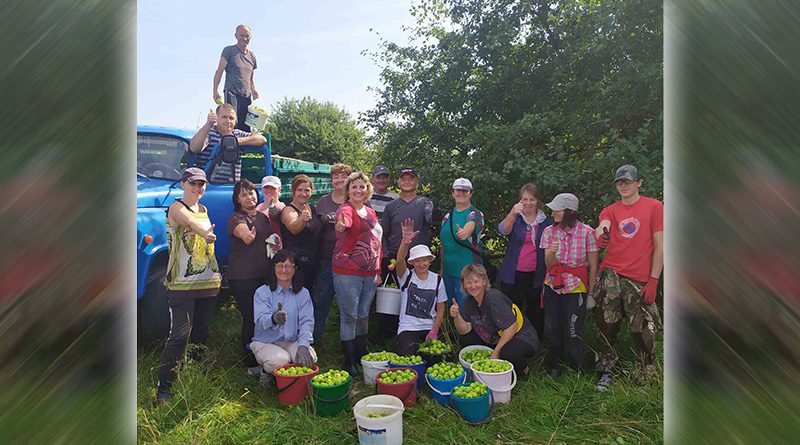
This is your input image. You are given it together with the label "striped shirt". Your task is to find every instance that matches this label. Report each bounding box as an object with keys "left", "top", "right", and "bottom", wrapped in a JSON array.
[
  {"left": 196, "top": 126, "right": 252, "bottom": 183},
  {"left": 368, "top": 190, "right": 398, "bottom": 218},
  {"left": 221, "top": 45, "right": 257, "bottom": 97},
  {"left": 540, "top": 222, "right": 598, "bottom": 294}
]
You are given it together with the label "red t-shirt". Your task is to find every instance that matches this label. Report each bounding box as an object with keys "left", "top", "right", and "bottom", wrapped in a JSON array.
[{"left": 599, "top": 196, "right": 663, "bottom": 283}]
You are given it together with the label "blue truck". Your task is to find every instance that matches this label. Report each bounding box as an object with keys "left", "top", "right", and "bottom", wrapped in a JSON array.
[{"left": 137, "top": 125, "right": 332, "bottom": 344}]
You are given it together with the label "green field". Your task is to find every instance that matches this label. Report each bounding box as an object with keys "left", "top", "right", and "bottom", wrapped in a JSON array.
[{"left": 137, "top": 297, "right": 663, "bottom": 444}]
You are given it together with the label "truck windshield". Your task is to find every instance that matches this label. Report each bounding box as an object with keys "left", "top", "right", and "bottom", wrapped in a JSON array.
[{"left": 137, "top": 134, "right": 189, "bottom": 180}]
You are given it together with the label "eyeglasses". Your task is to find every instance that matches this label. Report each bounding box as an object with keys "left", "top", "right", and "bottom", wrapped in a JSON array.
[{"left": 275, "top": 264, "right": 296, "bottom": 270}]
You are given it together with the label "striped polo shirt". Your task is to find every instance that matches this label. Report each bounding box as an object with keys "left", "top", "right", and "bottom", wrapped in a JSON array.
[{"left": 196, "top": 126, "right": 252, "bottom": 183}]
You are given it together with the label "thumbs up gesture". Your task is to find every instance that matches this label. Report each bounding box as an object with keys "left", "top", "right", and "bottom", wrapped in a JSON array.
[
  {"left": 456, "top": 223, "right": 469, "bottom": 240},
  {"left": 204, "top": 224, "right": 217, "bottom": 243},
  {"left": 244, "top": 225, "right": 257, "bottom": 244},
  {"left": 301, "top": 204, "right": 312, "bottom": 222},
  {"left": 449, "top": 300, "right": 460, "bottom": 318},
  {"left": 206, "top": 108, "right": 217, "bottom": 126}
]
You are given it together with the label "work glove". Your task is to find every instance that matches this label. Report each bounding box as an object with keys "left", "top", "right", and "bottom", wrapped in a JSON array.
[
  {"left": 597, "top": 227, "right": 610, "bottom": 249},
  {"left": 640, "top": 277, "right": 659, "bottom": 305},
  {"left": 272, "top": 310, "right": 287, "bottom": 325},
  {"left": 295, "top": 346, "right": 314, "bottom": 367},
  {"left": 425, "top": 329, "right": 439, "bottom": 341}
]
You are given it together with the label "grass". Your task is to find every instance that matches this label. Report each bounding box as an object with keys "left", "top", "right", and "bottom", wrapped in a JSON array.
[{"left": 137, "top": 296, "right": 663, "bottom": 444}]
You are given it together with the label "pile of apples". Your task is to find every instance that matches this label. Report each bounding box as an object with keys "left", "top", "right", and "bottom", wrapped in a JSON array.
[
  {"left": 461, "top": 348, "right": 492, "bottom": 364},
  {"left": 362, "top": 351, "right": 398, "bottom": 362},
  {"left": 378, "top": 369, "right": 416, "bottom": 384},
  {"left": 389, "top": 355, "right": 423, "bottom": 366},
  {"left": 426, "top": 362, "right": 464, "bottom": 380},
  {"left": 418, "top": 339, "right": 451, "bottom": 355},
  {"left": 275, "top": 366, "right": 314, "bottom": 376},
  {"left": 310, "top": 369, "right": 350, "bottom": 388},
  {"left": 452, "top": 382, "right": 489, "bottom": 399},
  {"left": 472, "top": 359, "right": 512, "bottom": 373}
]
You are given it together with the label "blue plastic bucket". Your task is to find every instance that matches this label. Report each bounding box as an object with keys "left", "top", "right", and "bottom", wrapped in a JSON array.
[
  {"left": 425, "top": 371, "right": 466, "bottom": 407},
  {"left": 389, "top": 360, "right": 427, "bottom": 391},
  {"left": 450, "top": 385, "right": 493, "bottom": 424}
]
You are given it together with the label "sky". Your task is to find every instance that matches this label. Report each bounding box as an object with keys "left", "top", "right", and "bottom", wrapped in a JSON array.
[{"left": 137, "top": 0, "right": 416, "bottom": 131}]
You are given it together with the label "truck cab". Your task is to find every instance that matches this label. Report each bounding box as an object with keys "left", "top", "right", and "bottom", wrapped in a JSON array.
[{"left": 137, "top": 125, "right": 332, "bottom": 344}]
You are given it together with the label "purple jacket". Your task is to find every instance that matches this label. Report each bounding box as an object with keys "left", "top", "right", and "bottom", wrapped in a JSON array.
[{"left": 497, "top": 212, "right": 553, "bottom": 288}]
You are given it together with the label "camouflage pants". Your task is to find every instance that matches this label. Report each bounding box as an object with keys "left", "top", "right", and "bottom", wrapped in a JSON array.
[{"left": 594, "top": 269, "right": 662, "bottom": 374}]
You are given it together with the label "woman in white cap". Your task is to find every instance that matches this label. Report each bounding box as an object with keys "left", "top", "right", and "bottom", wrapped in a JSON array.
[
  {"left": 256, "top": 175, "right": 285, "bottom": 234},
  {"left": 394, "top": 218, "right": 448, "bottom": 355},
  {"left": 539, "top": 193, "right": 598, "bottom": 378},
  {"left": 439, "top": 177, "right": 485, "bottom": 307},
  {"left": 156, "top": 167, "right": 221, "bottom": 405}
]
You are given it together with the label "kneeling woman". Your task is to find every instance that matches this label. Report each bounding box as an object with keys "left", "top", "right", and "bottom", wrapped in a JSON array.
[
  {"left": 251, "top": 250, "right": 317, "bottom": 385},
  {"left": 449, "top": 264, "right": 539, "bottom": 375}
]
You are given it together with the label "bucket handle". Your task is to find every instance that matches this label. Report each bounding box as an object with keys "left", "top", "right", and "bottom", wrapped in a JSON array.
[
  {"left": 277, "top": 374, "right": 308, "bottom": 397},
  {"left": 448, "top": 389, "right": 495, "bottom": 425},
  {"left": 381, "top": 273, "right": 399, "bottom": 288},
  {"left": 308, "top": 381, "right": 351, "bottom": 403},
  {"left": 425, "top": 372, "right": 467, "bottom": 397},
  {"left": 473, "top": 367, "right": 517, "bottom": 393}
]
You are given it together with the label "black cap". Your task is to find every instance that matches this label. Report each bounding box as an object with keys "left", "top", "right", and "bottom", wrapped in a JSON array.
[
  {"left": 399, "top": 167, "right": 418, "bottom": 178},
  {"left": 613, "top": 165, "right": 639, "bottom": 183},
  {"left": 372, "top": 165, "right": 389, "bottom": 176}
]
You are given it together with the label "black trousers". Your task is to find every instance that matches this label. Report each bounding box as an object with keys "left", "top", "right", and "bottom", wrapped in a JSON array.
[
  {"left": 543, "top": 286, "right": 587, "bottom": 371},
  {"left": 458, "top": 330, "right": 536, "bottom": 373},
  {"left": 396, "top": 330, "right": 428, "bottom": 356},
  {"left": 228, "top": 277, "right": 265, "bottom": 368},
  {"left": 224, "top": 90, "right": 252, "bottom": 132},
  {"left": 157, "top": 294, "right": 217, "bottom": 392},
  {"left": 501, "top": 271, "right": 544, "bottom": 341}
]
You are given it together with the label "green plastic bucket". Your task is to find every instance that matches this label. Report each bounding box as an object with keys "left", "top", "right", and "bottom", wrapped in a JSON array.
[{"left": 310, "top": 374, "right": 352, "bottom": 417}]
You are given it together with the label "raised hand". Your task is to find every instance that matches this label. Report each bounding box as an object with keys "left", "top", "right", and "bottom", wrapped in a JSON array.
[
  {"left": 400, "top": 218, "right": 419, "bottom": 244},
  {"left": 301, "top": 205, "right": 312, "bottom": 222},
  {"left": 335, "top": 214, "right": 347, "bottom": 232},
  {"left": 512, "top": 201, "right": 524, "bottom": 215},
  {"left": 546, "top": 236, "right": 559, "bottom": 255},
  {"left": 242, "top": 226, "right": 256, "bottom": 245},
  {"left": 597, "top": 226, "right": 610, "bottom": 248},
  {"left": 206, "top": 109, "right": 217, "bottom": 126}
]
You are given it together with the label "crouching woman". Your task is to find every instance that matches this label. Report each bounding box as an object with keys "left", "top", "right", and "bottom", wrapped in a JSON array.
[
  {"left": 251, "top": 250, "right": 317, "bottom": 385},
  {"left": 449, "top": 264, "right": 539, "bottom": 376}
]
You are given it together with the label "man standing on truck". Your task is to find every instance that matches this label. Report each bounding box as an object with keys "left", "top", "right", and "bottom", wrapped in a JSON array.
[
  {"left": 213, "top": 24, "right": 258, "bottom": 131},
  {"left": 189, "top": 103, "right": 266, "bottom": 183}
]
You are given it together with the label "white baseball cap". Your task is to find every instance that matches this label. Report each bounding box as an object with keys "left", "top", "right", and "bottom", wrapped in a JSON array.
[
  {"left": 261, "top": 176, "right": 281, "bottom": 189},
  {"left": 452, "top": 177, "right": 473, "bottom": 191},
  {"left": 407, "top": 245, "right": 435, "bottom": 262}
]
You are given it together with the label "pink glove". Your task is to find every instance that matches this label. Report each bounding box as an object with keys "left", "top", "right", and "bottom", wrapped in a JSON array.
[
  {"left": 425, "top": 329, "right": 439, "bottom": 341},
  {"left": 640, "top": 277, "right": 658, "bottom": 305}
]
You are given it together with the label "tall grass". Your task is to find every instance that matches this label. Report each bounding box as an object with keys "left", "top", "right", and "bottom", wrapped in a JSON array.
[{"left": 138, "top": 297, "right": 662, "bottom": 444}]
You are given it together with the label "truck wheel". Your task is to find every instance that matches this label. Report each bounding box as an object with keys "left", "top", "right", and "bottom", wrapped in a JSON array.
[{"left": 137, "top": 259, "right": 170, "bottom": 347}]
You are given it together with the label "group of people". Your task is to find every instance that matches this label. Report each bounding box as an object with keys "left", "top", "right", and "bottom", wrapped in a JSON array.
[
  {"left": 155, "top": 158, "right": 662, "bottom": 404},
  {"left": 153, "top": 24, "right": 662, "bottom": 405}
]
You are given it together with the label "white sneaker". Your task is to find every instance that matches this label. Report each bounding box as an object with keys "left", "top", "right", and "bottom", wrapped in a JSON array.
[{"left": 246, "top": 366, "right": 263, "bottom": 376}]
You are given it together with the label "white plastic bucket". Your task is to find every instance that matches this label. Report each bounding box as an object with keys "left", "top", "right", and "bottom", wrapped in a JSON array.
[
  {"left": 353, "top": 395, "right": 405, "bottom": 445},
  {"left": 375, "top": 274, "right": 401, "bottom": 315},
  {"left": 361, "top": 359, "right": 390, "bottom": 388},
  {"left": 245, "top": 104, "right": 268, "bottom": 132},
  {"left": 458, "top": 345, "right": 493, "bottom": 381},
  {"left": 471, "top": 359, "right": 517, "bottom": 404}
]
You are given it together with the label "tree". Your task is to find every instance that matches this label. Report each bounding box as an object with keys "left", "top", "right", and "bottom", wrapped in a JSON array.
[
  {"left": 365, "top": 0, "right": 663, "bottom": 249},
  {"left": 268, "top": 97, "right": 371, "bottom": 171}
]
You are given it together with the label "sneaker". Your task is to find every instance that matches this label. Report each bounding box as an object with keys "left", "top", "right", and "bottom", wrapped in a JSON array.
[
  {"left": 155, "top": 390, "right": 172, "bottom": 406},
  {"left": 259, "top": 371, "right": 275, "bottom": 388},
  {"left": 596, "top": 372, "right": 614, "bottom": 391},
  {"left": 246, "top": 365, "right": 263, "bottom": 376}
]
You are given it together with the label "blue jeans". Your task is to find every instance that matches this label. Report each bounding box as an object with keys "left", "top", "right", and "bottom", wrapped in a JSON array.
[
  {"left": 443, "top": 274, "right": 465, "bottom": 307},
  {"left": 312, "top": 258, "right": 336, "bottom": 343},
  {"left": 333, "top": 272, "right": 377, "bottom": 341}
]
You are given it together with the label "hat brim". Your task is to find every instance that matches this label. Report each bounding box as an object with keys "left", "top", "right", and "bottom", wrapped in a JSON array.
[
  {"left": 184, "top": 175, "right": 207, "bottom": 182},
  {"left": 408, "top": 254, "right": 435, "bottom": 263}
]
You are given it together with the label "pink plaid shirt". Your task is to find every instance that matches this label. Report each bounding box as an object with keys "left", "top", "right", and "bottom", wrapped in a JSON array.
[{"left": 540, "top": 222, "right": 598, "bottom": 294}]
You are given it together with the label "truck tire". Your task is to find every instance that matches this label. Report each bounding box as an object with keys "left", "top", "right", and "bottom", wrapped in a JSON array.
[{"left": 137, "top": 258, "right": 170, "bottom": 347}]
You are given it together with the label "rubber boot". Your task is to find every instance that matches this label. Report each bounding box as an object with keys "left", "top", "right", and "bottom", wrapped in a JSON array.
[
  {"left": 341, "top": 340, "right": 360, "bottom": 377},
  {"left": 354, "top": 335, "right": 367, "bottom": 364}
]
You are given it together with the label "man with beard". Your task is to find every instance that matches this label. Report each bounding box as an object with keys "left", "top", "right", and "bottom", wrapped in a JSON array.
[
  {"left": 539, "top": 193, "right": 598, "bottom": 378},
  {"left": 593, "top": 165, "right": 663, "bottom": 390},
  {"left": 189, "top": 103, "right": 266, "bottom": 183}
]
